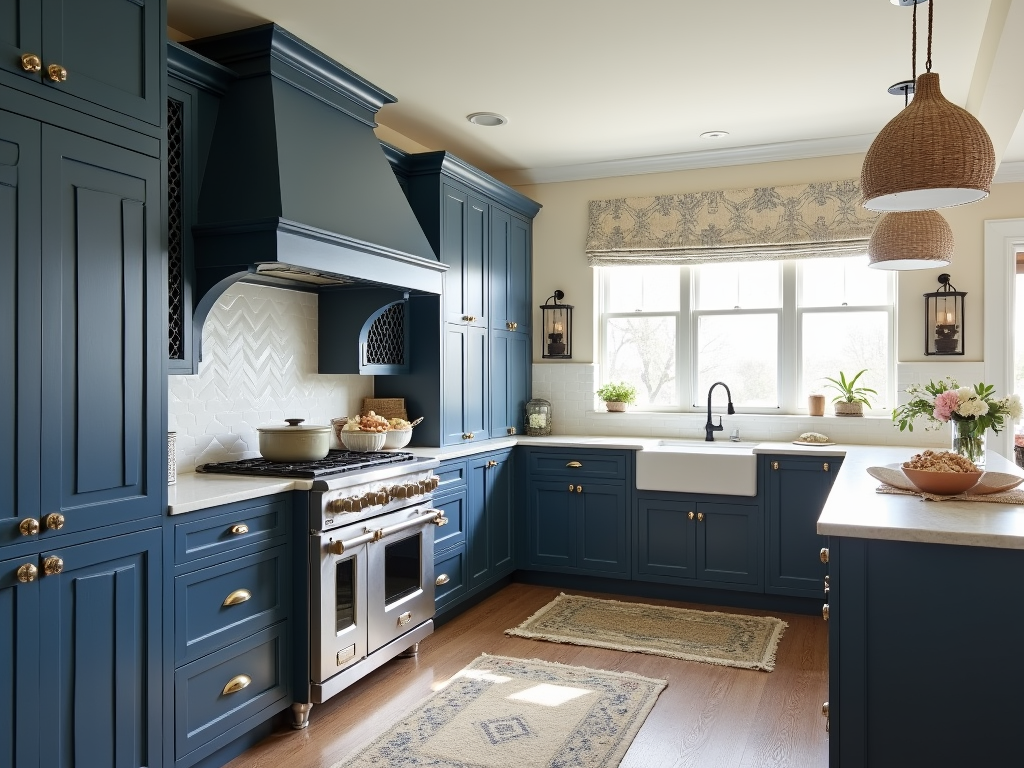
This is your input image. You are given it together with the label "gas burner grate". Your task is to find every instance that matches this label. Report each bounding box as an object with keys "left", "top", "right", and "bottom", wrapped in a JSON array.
[{"left": 197, "top": 450, "right": 416, "bottom": 479}]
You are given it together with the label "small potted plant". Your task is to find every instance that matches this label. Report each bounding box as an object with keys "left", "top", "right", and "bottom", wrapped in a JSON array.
[
  {"left": 596, "top": 381, "right": 638, "bottom": 412},
  {"left": 823, "top": 369, "right": 876, "bottom": 417}
]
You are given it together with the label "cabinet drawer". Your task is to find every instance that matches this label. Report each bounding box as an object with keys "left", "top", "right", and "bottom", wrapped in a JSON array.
[
  {"left": 175, "top": 545, "right": 289, "bottom": 664},
  {"left": 435, "top": 460, "right": 467, "bottom": 492},
  {"left": 433, "top": 489, "right": 467, "bottom": 552},
  {"left": 174, "top": 623, "right": 289, "bottom": 761},
  {"left": 528, "top": 451, "right": 627, "bottom": 479},
  {"left": 174, "top": 497, "right": 289, "bottom": 566},
  {"left": 434, "top": 545, "right": 467, "bottom": 610}
]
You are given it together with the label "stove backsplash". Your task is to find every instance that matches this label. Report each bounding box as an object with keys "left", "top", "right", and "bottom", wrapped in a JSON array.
[{"left": 169, "top": 282, "right": 373, "bottom": 474}]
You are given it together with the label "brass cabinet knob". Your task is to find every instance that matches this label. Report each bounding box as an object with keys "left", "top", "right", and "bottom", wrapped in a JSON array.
[
  {"left": 462, "top": 315, "right": 477, "bottom": 322},
  {"left": 486, "top": 460, "right": 498, "bottom": 468},
  {"left": 432, "top": 515, "right": 448, "bottom": 526},
  {"left": 462, "top": 432, "right": 475, "bottom": 440},
  {"left": 221, "top": 674, "right": 251, "bottom": 695},
  {"left": 222, "top": 589, "right": 252, "bottom": 607},
  {"left": 568, "top": 484, "right": 574, "bottom": 492},
  {"left": 19, "top": 518, "right": 40, "bottom": 536},
  {"left": 230, "top": 524, "right": 249, "bottom": 535},
  {"left": 16, "top": 563, "right": 38, "bottom": 583},
  {"left": 822, "top": 603, "right": 829, "bottom": 621},
  {"left": 507, "top": 427, "right": 516, "bottom": 435},
  {"left": 820, "top": 547, "right": 829, "bottom": 564},
  {"left": 576, "top": 485, "right": 582, "bottom": 493},
  {"left": 566, "top": 461, "right": 582, "bottom": 468},
  {"left": 688, "top": 511, "right": 695, "bottom": 520},
  {"left": 42, "top": 556, "right": 63, "bottom": 576},
  {"left": 824, "top": 574, "right": 830, "bottom": 588},
  {"left": 435, "top": 573, "right": 450, "bottom": 586},
  {"left": 697, "top": 512, "right": 705, "bottom": 522},
  {"left": 823, "top": 462, "right": 830, "bottom": 472},
  {"left": 20, "top": 53, "right": 42, "bottom": 72},
  {"left": 45, "top": 513, "right": 65, "bottom": 531},
  {"left": 822, "top": 701, "right": 830, "bottom": 732},
  {"left": 771, "top": 461, "right": 780, "bottom": 470},
  {"left": 47, "top": 63, "right": 67, "bottom": 82}
]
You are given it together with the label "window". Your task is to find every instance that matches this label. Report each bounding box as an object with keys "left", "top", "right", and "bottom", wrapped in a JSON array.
[{"left": 599, "top": 255, "right": 894, "bottom": 413}]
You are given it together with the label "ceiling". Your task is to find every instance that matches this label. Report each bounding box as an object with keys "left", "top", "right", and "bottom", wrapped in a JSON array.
[{"left": 167, "top": 0, "right": 1024, "bottom": 184}]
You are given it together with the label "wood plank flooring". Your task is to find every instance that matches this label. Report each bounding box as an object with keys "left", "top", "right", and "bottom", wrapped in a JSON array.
[{"left": 223, "top": 584, "right": 829, "bottom": 768}]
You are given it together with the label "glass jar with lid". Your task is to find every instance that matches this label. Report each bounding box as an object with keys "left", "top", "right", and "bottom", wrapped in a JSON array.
[{"left": 525, "top": 398, "right": 552, "bottom": 436}]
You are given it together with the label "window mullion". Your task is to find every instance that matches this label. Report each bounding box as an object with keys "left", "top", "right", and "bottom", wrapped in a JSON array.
[
  {"left": 782, "top": 261, "right": 798, "bottom": 413},
  {"left": 680, "top": 267, "right": 692, "bottom": 409}
]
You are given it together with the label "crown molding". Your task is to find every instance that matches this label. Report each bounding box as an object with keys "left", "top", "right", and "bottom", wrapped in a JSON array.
[
  {"left": 499, "top": 134, "right": 878, "bottom": 186},
  {"left": 994, "top": 160, "right": 1024, "bottom": 184}
]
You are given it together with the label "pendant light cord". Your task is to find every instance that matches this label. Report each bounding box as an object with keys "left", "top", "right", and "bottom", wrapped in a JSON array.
[
  {"left": 925, "top": 0, "right": 933, "bottom": 73},
  {"left": 911, "top": 1, "right": 917, "bottom": 82}
]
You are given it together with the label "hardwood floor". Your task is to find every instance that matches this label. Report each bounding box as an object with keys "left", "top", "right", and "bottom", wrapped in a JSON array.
[{"left": 224, "top": 584, "right": 829, "bottom": 768}]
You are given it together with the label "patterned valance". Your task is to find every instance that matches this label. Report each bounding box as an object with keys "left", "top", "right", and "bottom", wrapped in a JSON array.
[{"left": 586, "top": 180, "right": 881, "bottom": 266}]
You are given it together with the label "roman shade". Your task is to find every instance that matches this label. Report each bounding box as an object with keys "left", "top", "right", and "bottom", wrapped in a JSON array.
[{"left": 586, "top": 180, "right": 881, "bottom": 266}]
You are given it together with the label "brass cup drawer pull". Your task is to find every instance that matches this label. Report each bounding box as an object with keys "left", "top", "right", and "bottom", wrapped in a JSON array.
[
  {"left": 42, "top": 556, "right": 63, "bottom": 576},
  {"left": 222, "top": 589, "right": 252, "bottom": 607},
  {"left": 230, "top": 524, "right": 249, "bottom": 535},
  {"left": 20, "top": 53, "right": 41, "bottom": 72},
  {"left": 47, "top": 63, "right": 67, "bottom": 82},
  {"left": 398, "top": 611, "right": 412, "bottom": 627},
  {"left": 566, "top": 461, "right": 582, "bottom": 468},
  {"left": 435, "top": 574, "right": 450, "bottom": 586},
  {"left": 45, "top": 513, "right": 65, "bottom": 531},
  {"left": 16, "top": 563, "right": 38, "bottom": 583},
  {"left": 19, "top": 518, "right": 40, "bottom": 536},
  {"left": 222, "top": 674, "right": 251, "bottom": 696}
]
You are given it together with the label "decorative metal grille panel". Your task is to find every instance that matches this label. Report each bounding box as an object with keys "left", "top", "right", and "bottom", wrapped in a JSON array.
[
  {"left": 365, "top": 303, "right": 405, "bottom": 366},
  {"left": 167, "top": 98, "right": 185, "bottom": 361}
]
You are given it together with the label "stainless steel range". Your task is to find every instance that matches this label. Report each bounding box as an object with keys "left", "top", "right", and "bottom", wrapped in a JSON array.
[{"left": 198, "top": 450, "right": 443, "bottom": 729}]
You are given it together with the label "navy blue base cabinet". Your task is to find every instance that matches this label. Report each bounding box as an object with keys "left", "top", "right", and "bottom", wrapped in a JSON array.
[{"left": 828, "top": 536, "right": 1024, "bottom": 767}]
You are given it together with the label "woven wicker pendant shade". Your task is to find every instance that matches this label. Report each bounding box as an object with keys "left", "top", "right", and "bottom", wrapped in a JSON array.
[
  {"left": 861, "top": 73, "right": 995, "bottom": 211},
  {"left": 867, "top": 210, "right": 954, "bottom": 270}
]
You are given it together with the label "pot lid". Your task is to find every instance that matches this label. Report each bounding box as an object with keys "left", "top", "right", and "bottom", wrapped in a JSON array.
[{"left": 257, "top": 418, "right": 331, "bottom": 434}]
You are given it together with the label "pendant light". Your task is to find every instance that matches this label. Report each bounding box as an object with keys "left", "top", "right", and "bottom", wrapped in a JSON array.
[
  {"left": 867, "top": 210, "right": 953, "bottom": 270},
  {"left": 861, "top": 0, "right": 995, "bottom": 211}
]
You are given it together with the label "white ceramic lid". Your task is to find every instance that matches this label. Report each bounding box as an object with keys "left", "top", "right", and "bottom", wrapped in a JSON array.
[{"left": 257, "top": 418, "right": 331, "bottom": 434}]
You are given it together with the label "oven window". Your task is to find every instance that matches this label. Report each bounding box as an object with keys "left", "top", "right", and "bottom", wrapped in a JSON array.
[
  {"left": 336, "top": 557, "right": 355, "bottom": 633},
  {"left": 384, "top": 532, "right": 421, "bottom": 605}
]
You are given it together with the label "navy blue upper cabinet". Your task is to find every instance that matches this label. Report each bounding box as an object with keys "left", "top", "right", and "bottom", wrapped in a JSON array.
[
  {"left": 490, "top": 330, "right": 530, "bottom": 438},
  {"left": 440, "top": 183, "right": 488, "bottom": 326},
  {"left": 765, "top": 456, "right": 841, "bottom": 597},
  {"left": 489, "top": 208, "right": 531, "bottom": 335},
  {"left": 0, "top": 111, "right": 41, "bottom": 550},
  {"left": 40, "top": 126, "right": 164, "bottom": 536},
  {"left": 0, "top": 0, "right": 164, "bottom": 130}
]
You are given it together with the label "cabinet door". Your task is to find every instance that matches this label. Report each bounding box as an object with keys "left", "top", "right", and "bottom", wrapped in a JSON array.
[
  {"left": 466, "top": 457, "right": 489, "bottom": 588},
  {"left": 0, "top": 553, "right": 41, "bottom": 768},
  {"left": 38, "top": 527, "right": 162, "bottom": 768},
  {"left": 464, "top": 192, "right": 488, "bottom": 327},
  {"left": 40, "top": 127, "right": 164, "bottom": 536},
  {"left": 465, "top": 324, "right": 489, "bottom": 441},
  {"left": 0, "top": 111, "right": 41, "bottom": 549},
  {"left": 528, "top": 481, "right": 576, "bottom": 569},
  {"left": 487, "top": 452, "right": 514, "bottom": 576},
  {"left": 508, "top": 216, "right": 531, "bottom": 335},
  {"left": 441, "top": 183, "right": 466, "bottom": 324},
  {"left": 696, "top": 502, "right": 760, "bottom": 586},
  {"left": 577, "top": 481, "right": 628, "bottom": 574},
  {"left": 0, "top": 0, "right": 41, "bottom": 84},
  {"left": 489, "top": 329, "right": 529, "bottom": 438},
  {"left": 635, "top": 497, "right": 695, "bottom": 580},
  {"left": 766, "top": 457, "right": 836, "bottom": 596},
  {"left": 442, "top": 323, "right": 468, "bottom": 445},
  {"left": 41, "top": 0, "right": 163, "bottom": 126},
  {"left": 489, "top": 207, "right": 510, "bottom": 331}
]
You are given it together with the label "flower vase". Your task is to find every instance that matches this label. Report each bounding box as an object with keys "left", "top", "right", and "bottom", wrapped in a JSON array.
[{"left": 951, "top": 418, "right": 986, "bottom": 467}]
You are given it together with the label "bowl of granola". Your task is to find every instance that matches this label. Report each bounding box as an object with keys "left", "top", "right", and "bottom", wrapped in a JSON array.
[
  {"left": 901, "top": 450, "right": 983, "bottom": 495},
  {"left": 335, "top": 412, "right": 390, "bottom": 452}
]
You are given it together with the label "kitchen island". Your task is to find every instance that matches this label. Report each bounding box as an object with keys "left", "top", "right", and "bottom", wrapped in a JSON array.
[{"left": 816, "top": 449, "right": 1024, "bottom": 768}]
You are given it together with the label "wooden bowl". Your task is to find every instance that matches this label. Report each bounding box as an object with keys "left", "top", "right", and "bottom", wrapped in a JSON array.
[{"left": 901, "top": 466, "right": 983, "bottom": 495}]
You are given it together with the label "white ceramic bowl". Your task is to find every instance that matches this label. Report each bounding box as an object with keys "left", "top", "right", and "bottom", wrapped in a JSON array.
[
  {"left": 340, "top": 430, "right": 387, "bottom": 452},
  {"left": 383, "top": 429, "right": 412, "bottom": 449}
]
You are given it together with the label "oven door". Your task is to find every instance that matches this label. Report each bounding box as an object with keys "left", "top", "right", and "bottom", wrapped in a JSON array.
[
  {"left": 311, "top": 530, "right": 368, "bottom": 684},
  {"left": 366, "top": 502, "right": 439, "bottom": 653}
]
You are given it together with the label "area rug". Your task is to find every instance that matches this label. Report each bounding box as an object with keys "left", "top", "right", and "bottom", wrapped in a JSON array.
[
  {"left": 331, "top": 654, "right": 666, "bottom": 768},
  {"left": 506, "top": 593, "right": 786, "bottom": 672}
]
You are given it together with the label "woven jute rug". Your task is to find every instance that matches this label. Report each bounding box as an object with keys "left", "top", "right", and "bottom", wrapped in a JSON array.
[
  {"left": 506, "top": 593, "right": 786, "bottom": 672},
  {"left": 331, "top": 654, "right": 666, "bottom": 768}
]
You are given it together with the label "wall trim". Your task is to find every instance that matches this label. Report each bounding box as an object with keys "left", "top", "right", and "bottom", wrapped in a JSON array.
[{"left": 994, "top": 160, "right": 1024, "bottom": 184}]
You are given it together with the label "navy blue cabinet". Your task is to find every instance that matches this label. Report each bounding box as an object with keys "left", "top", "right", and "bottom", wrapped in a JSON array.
[
  {"left": 441, "top": 182, "right": 488, "bottom": 327},
  {"left": 765, "top": 455, "right": 842, "bottom": 597},
  {"left": 0, "top": 552, "right": 41, "bottom": 768},
  {"left": 490, "top": 329, "right": 530, "bottom": 439},
  {"left": 0, "top": 0, "right": 164, "bottom": 131},
  {"left": 489, "top": 208, "right": 531, "bottom": 336},
  {"left": 442, "top": 322, "right": 490, "bottom": 443},
  {"left": 635, "top": 497, "right": 695, "bottom": 580}
]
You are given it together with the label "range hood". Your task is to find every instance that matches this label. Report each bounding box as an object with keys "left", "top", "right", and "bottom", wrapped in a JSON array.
[{"left": 184, "top": 24, "right": 446, "bottom": 357}]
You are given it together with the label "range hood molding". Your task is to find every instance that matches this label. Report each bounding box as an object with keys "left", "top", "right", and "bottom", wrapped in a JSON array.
[{"left": 184, "top": 24, "right": 444, "bottom": 362}]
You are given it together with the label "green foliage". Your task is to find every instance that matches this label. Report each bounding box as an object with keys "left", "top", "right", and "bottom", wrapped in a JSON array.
[
  {"left": 822, "top": 369, "right": 877, "bottom": 406},
  {"left": 596, "top": 381, "right": 638, "bottom": 405},
  {"left": 891, "top": 377, "right": 1019, "bottom": 435}
]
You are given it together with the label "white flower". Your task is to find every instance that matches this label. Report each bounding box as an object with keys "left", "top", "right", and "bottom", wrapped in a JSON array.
[
  {"left": 1007, "top": 394, "right": 1023, "bottom": 421},
  {"left": 956, "top": 387, "right": 975, "bottom": 404},
  {"left": 957, "top": 397, "right": 989, "bottom": 418}
]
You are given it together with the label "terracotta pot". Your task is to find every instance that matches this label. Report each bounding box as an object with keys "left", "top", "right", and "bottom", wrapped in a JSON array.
[
  {"left": 808, "top": 395, "right": 826, "bottom": 417},
  {"left": 605, "top": 401, "right": 628, "bottom": 413},
  {"left": 833, "top": 401, "right": 864, "bottom": 417}
]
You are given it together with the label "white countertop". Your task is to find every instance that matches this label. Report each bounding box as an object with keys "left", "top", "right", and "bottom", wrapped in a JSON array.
[
  {"left": 168, "top": 473, "right": 310, "bottom": 515},
  {"left": 816, "top": 446, "right": 1024, "bottom": 550}
]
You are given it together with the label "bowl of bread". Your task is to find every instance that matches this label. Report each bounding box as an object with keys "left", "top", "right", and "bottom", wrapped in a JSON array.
[
  {"left": 332, "top": 413, "right": 423, "bottom": 451},
  {"left": 901, "top": 450, "right": 983, "bottom": 495}
]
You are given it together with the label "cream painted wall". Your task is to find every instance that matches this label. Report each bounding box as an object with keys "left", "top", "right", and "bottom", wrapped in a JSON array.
[{"left": 509, "top": 157, "right": 1024, "bottom": 365}]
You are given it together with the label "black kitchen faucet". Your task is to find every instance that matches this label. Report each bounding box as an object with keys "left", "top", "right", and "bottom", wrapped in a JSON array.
[{"left": 705, "top": 381, "right": 735, "bottom": 441}]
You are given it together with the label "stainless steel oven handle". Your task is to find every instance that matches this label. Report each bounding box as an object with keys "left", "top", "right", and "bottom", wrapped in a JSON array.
[{"left": 371, "top": 510, "right": 446, "bottom": 542}]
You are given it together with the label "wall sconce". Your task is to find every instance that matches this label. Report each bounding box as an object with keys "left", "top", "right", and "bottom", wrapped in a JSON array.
[
  {"left": 924, "top": 273, "right": 965, "bottom": 356},
  {"left": 540, "top": 290, "right": 573, "bottom": 359}
]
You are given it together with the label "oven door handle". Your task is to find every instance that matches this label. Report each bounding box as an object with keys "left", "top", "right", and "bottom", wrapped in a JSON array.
[
  {"left": 327, "top": 529, "right": 378, "bottom": 556},
  {"left": 372, "top": 510, "right": 446, "bottom": 542}
]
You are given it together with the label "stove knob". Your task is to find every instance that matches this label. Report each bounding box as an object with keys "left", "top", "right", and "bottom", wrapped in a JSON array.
[
  {"left": 393, "top": 485, "right": 407, "bottom": 499},
  {"left": 364, "top": 492, "right": 380, "bottom": 507},
  {"left": 358, "top": 496, "right": 370, "bottom": 509},
  {"left": 405, "top": 483, "right": 420, "bottom": 497},
  {"left": 418, "top": 480, "right": 430, "bottom": 494},
  {"left": 429, "top": 477, "right": 439, "bottom": 490},
  {"left": 375, "top": 491, "right": 388, "bottom": 505},
  {"left": 341, "top": 498, "right": 355, "bottom": 513},
  {"left": 328, "top": 498, "right": 346, "bottom": 514}
]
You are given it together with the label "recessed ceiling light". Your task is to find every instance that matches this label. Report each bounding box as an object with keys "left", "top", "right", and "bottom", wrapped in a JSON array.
[
  {"left": 467, "top": 112, "right": 507, "bottom": 127},
  {"left": 699, "top": 130, "right": 729, "bottom": 139}
]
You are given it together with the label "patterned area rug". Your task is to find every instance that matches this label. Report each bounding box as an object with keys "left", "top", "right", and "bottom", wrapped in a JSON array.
[
  {"left": 331, "top": 654, "right": 666, "bottom": 768},
  {"left": 506, "top": 593, "right": 786, "bottom": 672}
]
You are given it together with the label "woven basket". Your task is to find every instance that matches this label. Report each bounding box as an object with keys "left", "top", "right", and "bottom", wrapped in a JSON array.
[
  {"left": 868, "top": 211, "right": 954, "bottom": 268},
  {"left": 361, "top": 398, "right": 407, "bottom": 420},
  {"left": 834, "top": 401, "right": 864, "bottom": 417}
]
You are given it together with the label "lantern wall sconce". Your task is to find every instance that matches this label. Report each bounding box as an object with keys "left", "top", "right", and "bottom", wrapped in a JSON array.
[
  {"left": 924, "top": 273, "right": 966, "bottom": 356},
  {"left": 540, "top": 290, "right": 573, "bottom": 359}
]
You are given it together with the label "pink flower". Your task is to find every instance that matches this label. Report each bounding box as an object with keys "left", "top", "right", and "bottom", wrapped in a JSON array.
[{"left": 933, "top": 390, "right": 960, "bottom": 422}]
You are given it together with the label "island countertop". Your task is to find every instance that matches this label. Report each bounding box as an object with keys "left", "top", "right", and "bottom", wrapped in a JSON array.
[{"left": 816, "top": 445, "right": 1024, "bottom": 549}]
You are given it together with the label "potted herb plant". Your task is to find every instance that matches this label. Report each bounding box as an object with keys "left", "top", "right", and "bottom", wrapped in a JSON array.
[
  {"left": 596, "top": 382, "right": 638, "bottom": 412},
  {"left": 824, "top": 369, "right": 876, "bottom": 417}
]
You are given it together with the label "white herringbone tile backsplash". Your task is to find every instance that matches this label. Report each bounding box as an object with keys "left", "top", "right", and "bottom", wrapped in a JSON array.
[{"left": 169, "top": 283, "right": 372, "bottom": 473}]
